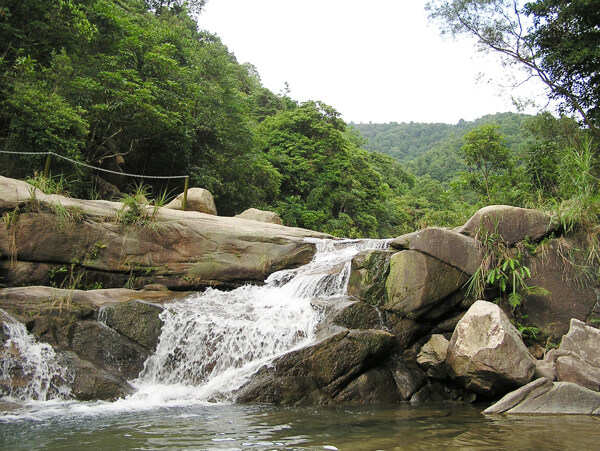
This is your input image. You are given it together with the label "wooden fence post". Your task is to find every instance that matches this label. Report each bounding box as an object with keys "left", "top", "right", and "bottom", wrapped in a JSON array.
[
  {"left": 182, "top": 176, "right": 189, "bottom": 211},
  {"left": 43, "top": 153, "right": 52, "bottom": 179}
]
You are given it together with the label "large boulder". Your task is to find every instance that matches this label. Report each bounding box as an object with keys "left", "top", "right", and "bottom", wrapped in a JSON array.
[
  {"left": 236, "top": 329, "right": 395, "bottom": 405},
  {"left": 446, "top": 300, "right": 536, "bottom": 396},
  {"left": 235, "top": 208, "right": 282, "bottom": 225},
  {"left": 484, "top": 378, "right": 600, "bottom": 415},
  {"left": 165, "top": 187, "right": 217, "bottom": 215},
  {"left": 391, "top": 227, "right": 482, "bottom": 275},
  {"left": 384, "top": 251, "right": 468, "bottom": 318},
  {"left": 523, "top": 235, "right": 600, "bottom": 338},
  {"left": 554, "top": 318, "right": 600, "bottom": 391},
  {"left": 0, "top": 176, "right": 329, "bottom": 289},
  {"left": 457, "top": 205, "right": 555, "bottom": 245}
]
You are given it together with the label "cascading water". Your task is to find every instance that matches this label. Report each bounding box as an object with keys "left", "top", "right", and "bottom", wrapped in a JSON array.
[
  {"left": 0, "top": 238, "right": 389, "bottom": 414},
  {"left": 132, "top": 238, "right": 390, "bottom": 405},
  {"left": 0, "top": 311, "right": 71, "bottom": 402}
]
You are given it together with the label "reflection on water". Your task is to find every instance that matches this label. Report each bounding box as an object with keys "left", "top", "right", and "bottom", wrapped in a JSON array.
[{"left": 2, "top": 402, "right": 600, "bottom": 450}]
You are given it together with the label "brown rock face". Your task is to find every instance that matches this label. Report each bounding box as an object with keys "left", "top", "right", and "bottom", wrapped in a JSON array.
[
  {"left": 446, "top": 301, "right": 536, "bottom": 397},
  {"left": 457, "top": 205, "right": 556, "bottom": 245},
  {"left": 0, "top": 176, "right": 329, "bottom": 289},
  {"left": 523, "top": 235, "right": 600, "bottom": 338}
]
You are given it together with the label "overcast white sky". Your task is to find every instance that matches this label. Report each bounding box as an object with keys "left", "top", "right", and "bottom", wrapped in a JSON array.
[{"left": 197, "top": 0, "right": 547, "bottom": 125}]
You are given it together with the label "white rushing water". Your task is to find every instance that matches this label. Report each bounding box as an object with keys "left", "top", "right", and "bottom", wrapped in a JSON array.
[
  {"left": 0, "top": 312, "right": 72, "bottom": 402},
  {"left": 0, "top": 238, "right": 389, "bottom": 418}
]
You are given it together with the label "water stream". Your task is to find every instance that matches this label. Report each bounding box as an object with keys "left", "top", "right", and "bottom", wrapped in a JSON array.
[
  {"left": 1, "top": 238, "right": 388, "bottom": 416},
  {"left": 2, "top": 238, "right": 600, "bottom": 448}
]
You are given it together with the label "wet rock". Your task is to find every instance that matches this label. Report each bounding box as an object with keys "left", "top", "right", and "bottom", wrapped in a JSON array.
[
  {"left": 387, "top": 357, "right": 426, "bottom": 400},
  {"left": 334, "top": 366, "right": 399, "bottom": 404},
  {"left": 446, "top": 301, "right": 536, "bottom": 397},
  {"left": 381, "top": 313, "right": 426, "bottom": 350},
  {"left": 101, "top": 300, "right": 164, "bottom": 350},
  {"left": 417, "top": 334, "right": 449, "bottom": 380},
  {"left": 347, "top": 249, "right": 394, "bottom": 306},
  {"left": 235, "top": 208, "right": 282, "bottom": 225},
  {"left": 165, "top": 187, "right": 217, "bottom": 215},
  {"left": 333, "top": 301, "right": 385, "bottom": 330},
  {"left": 68, "top": 321, "right": 149, "bottom": 380},
  {"left": 457, "top": 205, "right": 556, "bottom": 245},
  {"left": 391, "top": 227, "right": 482, "bottom": 275},
  {"left": 410, "top": 381, "right": 465, "bottom": 403},
  {"left": 384, "top": 251, "right": 468, "bottom": 318},
  {"left": 236, "top": 329, "right": 395, "bottom": 405},
  {"left": 59, "top": 351, "right": 134, "bottom": 401}
]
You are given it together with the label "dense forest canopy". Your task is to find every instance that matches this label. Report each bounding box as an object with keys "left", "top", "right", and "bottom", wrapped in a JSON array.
[
  {"left": 352, "top": 112, "right": 531, "bottom": 183},
  {"left": 0, "top": 0, "right": 598, "bottom": 239}
]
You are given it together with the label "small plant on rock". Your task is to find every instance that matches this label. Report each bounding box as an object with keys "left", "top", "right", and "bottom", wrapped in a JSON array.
[{"left": 465, "top": 224, "right": 549, "bottom": 311}]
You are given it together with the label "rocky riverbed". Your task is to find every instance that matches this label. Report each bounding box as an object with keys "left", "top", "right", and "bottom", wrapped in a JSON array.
[{"left": 2, "top": 175, "right": 600, "bottom": 414}]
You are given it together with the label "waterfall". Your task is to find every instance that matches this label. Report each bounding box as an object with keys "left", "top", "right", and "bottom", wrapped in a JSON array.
[
  {"left": 0, "top": 311, "right": 72, "bottom": 402},
  {"left": 134, "top": 238, "right": 389, "bottom": 403},
  {"left": 0, "top": 238, "right": 389, "bottom": 409}
]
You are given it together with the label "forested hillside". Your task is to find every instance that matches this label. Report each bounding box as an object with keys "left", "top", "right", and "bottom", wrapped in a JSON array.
[
  {"left": 0, "top": 0, "right": 598, "bottom": 240},
  {"left": 353, "top": 112, "right": 531, "bottom": 183}
]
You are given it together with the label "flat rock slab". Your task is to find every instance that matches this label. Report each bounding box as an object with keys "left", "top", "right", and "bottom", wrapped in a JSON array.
[
  {"left": 0, "top": 176, "right": 330, "bottom": 289},
  {"left": 485, "top": 379, "right": 600, "bottom": 415}
]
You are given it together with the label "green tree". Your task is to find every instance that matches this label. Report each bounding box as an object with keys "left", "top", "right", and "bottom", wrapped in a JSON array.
[
  {"left": 525, "top": 0, "right": 600, "bottom": 128},
  {"left": 426, "top": 0, "right": 600, "bottom": 136},
  {"left": 256, "top": 102, "right": 401, "bottom": 237},
  {"left": 461, "top": 124, "right": 511, "bottom": 200}
]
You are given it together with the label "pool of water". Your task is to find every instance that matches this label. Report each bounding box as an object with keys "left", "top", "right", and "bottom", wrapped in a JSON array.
[{"left": 2, "top": 402, "right": 599, "bottom": 450}]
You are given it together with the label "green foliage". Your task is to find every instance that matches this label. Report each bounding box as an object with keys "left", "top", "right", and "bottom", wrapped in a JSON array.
[
  {"left": 354, "top": 113, "right": 532, "bottom": 184},
  {"left": 256, "top": 101, "right": 396, "bottom": 237},
  {"left": 525, "top": 0, "right": 600, "bottom": 129},
  {"left": 465, "top": 224, "right": 549, "bottom": 311},
  {"left": 426, "top": 0, "right": 600, "bottom": 135},
  {"left": 25, "top": 173, "right": 71, "bottom": 196},
  {"left": 553, "top": 137, "right": 600, "bottom": 232},
  {"left": 461, "top": 124, "right": 511, "bottom": 201}
]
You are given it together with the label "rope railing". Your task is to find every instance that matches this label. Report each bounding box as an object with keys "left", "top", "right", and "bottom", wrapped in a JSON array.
[{"left": 0, "top": 150, "right": 191, "bottom": 210}]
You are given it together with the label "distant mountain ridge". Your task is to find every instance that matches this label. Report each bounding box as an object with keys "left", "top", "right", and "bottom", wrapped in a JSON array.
[{"left": 352, "top": 112, "right": 532, "bottom": 183}]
